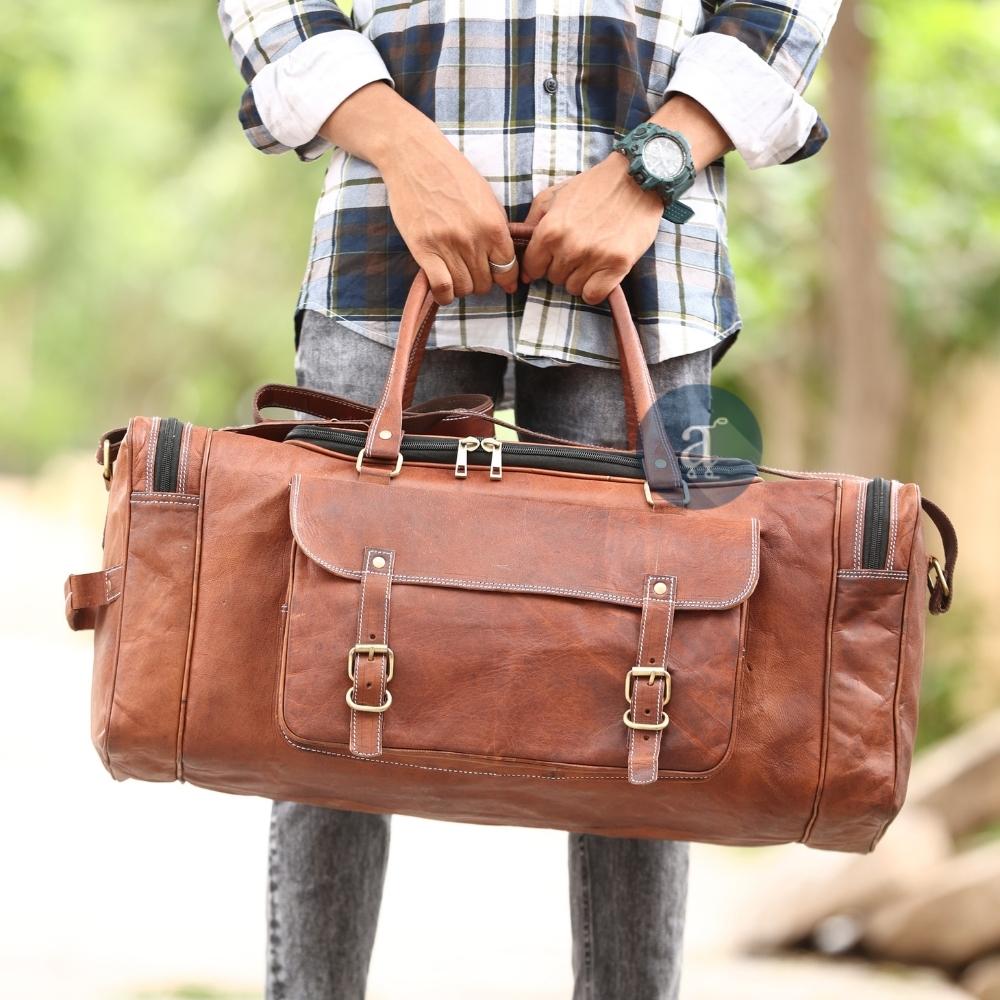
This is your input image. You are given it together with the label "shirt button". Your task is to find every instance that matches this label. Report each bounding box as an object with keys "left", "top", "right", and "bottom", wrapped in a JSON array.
[{"left": 542, "top": 77, "right": 558, "bottom": 94}]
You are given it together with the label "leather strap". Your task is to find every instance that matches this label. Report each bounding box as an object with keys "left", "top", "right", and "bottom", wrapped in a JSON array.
[
  {"left": 348, "top": 548, "right": 396, "bottom": 758},
  {"left": 253, "top": 383, "right": 494, "bottom": 430},
  {"left": 626, "top": 576, "right": 677, "bottom": 785},
  {"left": 64, "top": 565, "right": 124, "bottom": 631},
  {"left": 921, "top": 496, "right": 956, "bottom": 615},
  {"left": 363, "top": 221, "right": 687, "bottom": 502}
]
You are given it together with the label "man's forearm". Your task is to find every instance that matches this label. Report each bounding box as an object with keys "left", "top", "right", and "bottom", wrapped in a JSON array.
[
  {"left": 648, "top": 94, "right": 734, "bottom": 172},
  {"left": 318, "top": 81, "right": 443, "bottom": 173}
]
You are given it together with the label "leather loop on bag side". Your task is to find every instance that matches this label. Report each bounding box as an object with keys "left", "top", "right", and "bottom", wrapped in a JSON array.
[
  {"left": 64, "top": 565, "right": 125, "bottom": 631},
  {"left": 920, "top": 496, "right": 957, "bottom": 614},
  {"left": 362, "top": 221, "right": 688, "bottom": 499}
]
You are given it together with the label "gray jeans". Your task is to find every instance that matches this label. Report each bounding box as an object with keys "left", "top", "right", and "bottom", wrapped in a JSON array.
[{"left": 268, "top": 310, "right": 710, "bottom": 1000}]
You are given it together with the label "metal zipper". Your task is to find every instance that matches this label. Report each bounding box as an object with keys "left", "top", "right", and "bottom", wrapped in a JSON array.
[
  {"left": 286, "top": 425, "right": 758, "bottom": 484},
  {"left": 153, "top": 417, "right": 185, "bottom": 492},
  {"left": 861, "top": 477, "right": 892, "bottom": 569}
]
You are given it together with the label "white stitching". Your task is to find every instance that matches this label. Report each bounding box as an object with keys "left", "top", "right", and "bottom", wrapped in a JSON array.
[
  {"left": 853, "top": 481, "right": 865, "bottom": 569},
  {"left": 130, "top": 492, "right": 201, "bottom": 502},
  {"left": 757, "top": 464, "right": 867, "bottom": 481},
  {"left": 277, "top": 729, "right": 713, "bottom": 781},
  {"left": 144, "top": 416, "right": 160, "bottom": 493},
  {"left": 837, "top": 569, "right": 909, "bottom": 580},
  {"left": 130, "top": 498, "right": 200, "bottom": 508},
  {"left": 886, "top": 481, "right": 900, "bottom": 570},
  {"left": 289, "top": 477, "right": 760, "bottom": 610},
  {"left": 627, "top": 577, "right": 675, "bottom": 785},
  {"left": 350, "top": 548, "right": 395, "bottom": 758},
  {"left": 177, "top": 422, "right": 193, "bottom": 494}
]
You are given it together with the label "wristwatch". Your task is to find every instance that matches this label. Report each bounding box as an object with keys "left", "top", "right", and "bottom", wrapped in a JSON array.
[{"left": 612, "top": 122, "right": 696, "bottom": 224}]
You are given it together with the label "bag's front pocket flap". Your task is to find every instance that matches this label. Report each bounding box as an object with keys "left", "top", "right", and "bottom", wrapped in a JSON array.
[{"left": 289, "top": 473, "right": 759, "bottom": 610}]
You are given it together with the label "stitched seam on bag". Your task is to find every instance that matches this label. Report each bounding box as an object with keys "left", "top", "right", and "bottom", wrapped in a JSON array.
[
  {"left": 130, "top": 498, "right": 201, "bottom": 508},
  {"left": 837, "top": 570, "right": 909, "bottom": 580},
  {"left": 103, "top": 423, "right": 136, "bottom": 781},
  {"left": 130, "top": 491, "right": 201, "bottom": 501},
  {"left": 144, "top": 416, "right": 160, "bottom": 493},
  {"left": 853, "top": 482, "right": 865, "bottom": 569},
  {"left": 290, "top": 477, "right": 759, "bottom": 609},
  {"left": 758, "top": 464, "right": 867, "bottom": 481},
  {"left": 277, "top": 729, "right": 716, "bottom": 781},
  {"left": 873, "top": 533, "right": 919, "bottom": 850},
  {"left": 886, "top": 481, "right": 901, "bottom": 570},
  {"left": 177, "top": 422, "right": 193, "bottom": 495}
]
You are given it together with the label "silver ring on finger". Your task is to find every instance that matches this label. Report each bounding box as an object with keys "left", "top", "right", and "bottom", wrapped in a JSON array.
[{"left": 488, "top": 255, "right": 517, "bottom": 274}]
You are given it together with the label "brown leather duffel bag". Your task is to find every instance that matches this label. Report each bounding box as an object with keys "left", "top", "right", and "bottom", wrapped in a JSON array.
[{"left": 65, "top": 226, "right": 956, "bottom": 854}]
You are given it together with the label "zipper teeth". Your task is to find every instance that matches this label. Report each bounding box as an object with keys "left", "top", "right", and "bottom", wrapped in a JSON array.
[
  {"left": 153, "top": 417, "right": 184, "bottom": 492},
  {"left": 288, "top": 426, "right": 755, "bottom": 474},
  {"left": 862, "top": 477, "right": 890, "bottom": 568}
]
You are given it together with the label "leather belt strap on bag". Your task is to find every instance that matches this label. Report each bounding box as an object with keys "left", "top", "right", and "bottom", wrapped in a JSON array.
[
  {"left": 624, "top": 575, "right": 677, "bottom": 785},
  {"left": 347, "top": 548, "right": 396, "bottom": 758},
  {"left": 64, "top": 565, "right": 124, "bottom": 631}
]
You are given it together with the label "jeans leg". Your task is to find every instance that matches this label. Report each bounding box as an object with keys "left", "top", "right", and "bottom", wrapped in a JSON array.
[
  {"left": 267, "top": 312, "right": 508, "bottom": 998},
  {"left": 568, "top": 833, "right": 689, "bottom": 1000},
  {"left": 267, "top": 801, "right": 391, "bottom": 1000},
  {"left": 515, "top": 348, "right": 711, "bottom": 1000}
]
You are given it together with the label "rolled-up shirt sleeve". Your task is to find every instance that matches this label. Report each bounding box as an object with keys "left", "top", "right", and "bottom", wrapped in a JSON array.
[
  {"left": 665, "top": 1, "right": 842, "bottom": 169},
  {"left": 218, "top": 0, "right": 394, "bottom": 160}
]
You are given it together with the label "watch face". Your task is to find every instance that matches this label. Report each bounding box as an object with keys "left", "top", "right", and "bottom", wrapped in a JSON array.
[{"left": 642, "top": 135, "right": 685, "bottom": 180}]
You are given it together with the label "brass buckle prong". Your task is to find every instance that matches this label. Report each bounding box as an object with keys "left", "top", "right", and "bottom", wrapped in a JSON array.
[
  {"left": 347, "top": 643, "right": 394, "bottom": 683},
  {"left": 624, "top": 667, "right": 671, "bottom": 705}
]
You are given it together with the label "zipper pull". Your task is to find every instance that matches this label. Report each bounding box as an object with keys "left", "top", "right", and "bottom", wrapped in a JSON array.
[
  {"left": 481, "top": 437, "right": 503, "bottom": 480},
  {"left": 455, "top": 436, "right": 480, "bottom": 479}
]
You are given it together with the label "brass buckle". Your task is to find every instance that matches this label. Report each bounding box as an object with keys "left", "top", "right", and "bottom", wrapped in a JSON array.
[
  {"left": 623, "top": 666, "right": 671, "bottom": 731},
  {"left": 345, "top": 643, "right": 395, "bottom": 713},
  {"left": 928, "top": 556, "right": 950, "bottom": 599},
  {"left": 624, "top": 666, "right": 671, "bottom": 705},
  {"left": 102, "top": 438, "right": 113, "bottom": 483},
  {"left": 346, "top": 687, "right": 393, "bottom": 713},
  {"left": 347, "top": 643, "right": 394, "bottom": 683},
  {"left": 623, "top": 707, "right": 670, "bottom": 731},
  {"left": 355, "top": 450, "right": 403, "bottom": 478}
]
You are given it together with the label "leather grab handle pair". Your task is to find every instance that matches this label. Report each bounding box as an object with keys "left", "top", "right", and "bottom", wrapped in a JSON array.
[{"left": 362, "top": 221, "right": 687, "bottom": 500}]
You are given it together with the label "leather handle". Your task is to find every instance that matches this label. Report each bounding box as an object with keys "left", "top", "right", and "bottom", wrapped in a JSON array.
[{"left": 362, "top": 221, "right": 687, "bottom": 501}]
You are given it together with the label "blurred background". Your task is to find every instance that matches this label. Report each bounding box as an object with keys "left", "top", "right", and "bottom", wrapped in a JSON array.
[{"left": 2, "top": 0, "right": 999, "bottom": 997}]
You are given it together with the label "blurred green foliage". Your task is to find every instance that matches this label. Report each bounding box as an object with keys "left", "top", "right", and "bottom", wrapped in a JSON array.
[
  {"left": 1, "top": 0, "right": 998, "bottom": 470},
  {"left": 725, "top": 0, "right": 1000, "bottom": 366}
]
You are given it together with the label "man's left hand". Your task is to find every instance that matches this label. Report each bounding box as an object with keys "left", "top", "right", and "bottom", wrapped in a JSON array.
[{"left": 520, "top": 152, "right": 664, "bottom": 305}]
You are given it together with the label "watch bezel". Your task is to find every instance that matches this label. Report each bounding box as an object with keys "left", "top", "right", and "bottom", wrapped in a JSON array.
[{"left": 639, "top": 133, "right": 688, "bottom": 183}]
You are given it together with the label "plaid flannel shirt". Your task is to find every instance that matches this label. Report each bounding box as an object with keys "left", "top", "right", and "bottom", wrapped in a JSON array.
[{"left": 219, "top": 1, "right": 840, "bottom": 368}]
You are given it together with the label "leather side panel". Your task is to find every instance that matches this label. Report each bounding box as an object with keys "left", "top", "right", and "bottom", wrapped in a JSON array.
[
  {"left": 90, "top": 419, "right": 135, "bottom": 776},
  {"left": 805, "top": 483, "right": 921, "bottom": 851},
  {"left": 104, "top": 471, "right": 202, "bottom": 782},
  {"left": 889, "top": 484, "right": 927, "bottom": 821}
]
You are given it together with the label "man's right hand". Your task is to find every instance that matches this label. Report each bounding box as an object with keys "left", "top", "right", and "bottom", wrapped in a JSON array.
[{"left": 320, "top": 82, "right": 517, "bottom": 305}]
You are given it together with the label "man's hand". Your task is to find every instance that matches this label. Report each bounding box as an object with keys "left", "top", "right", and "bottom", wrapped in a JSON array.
[
  {"left": 521, "top": 94, "right": 733, "bottom": 304},
  {"left": 319, "top": 82, "right": 518, "bottom": 306},
  {"left": 520, "top": 154, "right": 664, "bottom": 305}
]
